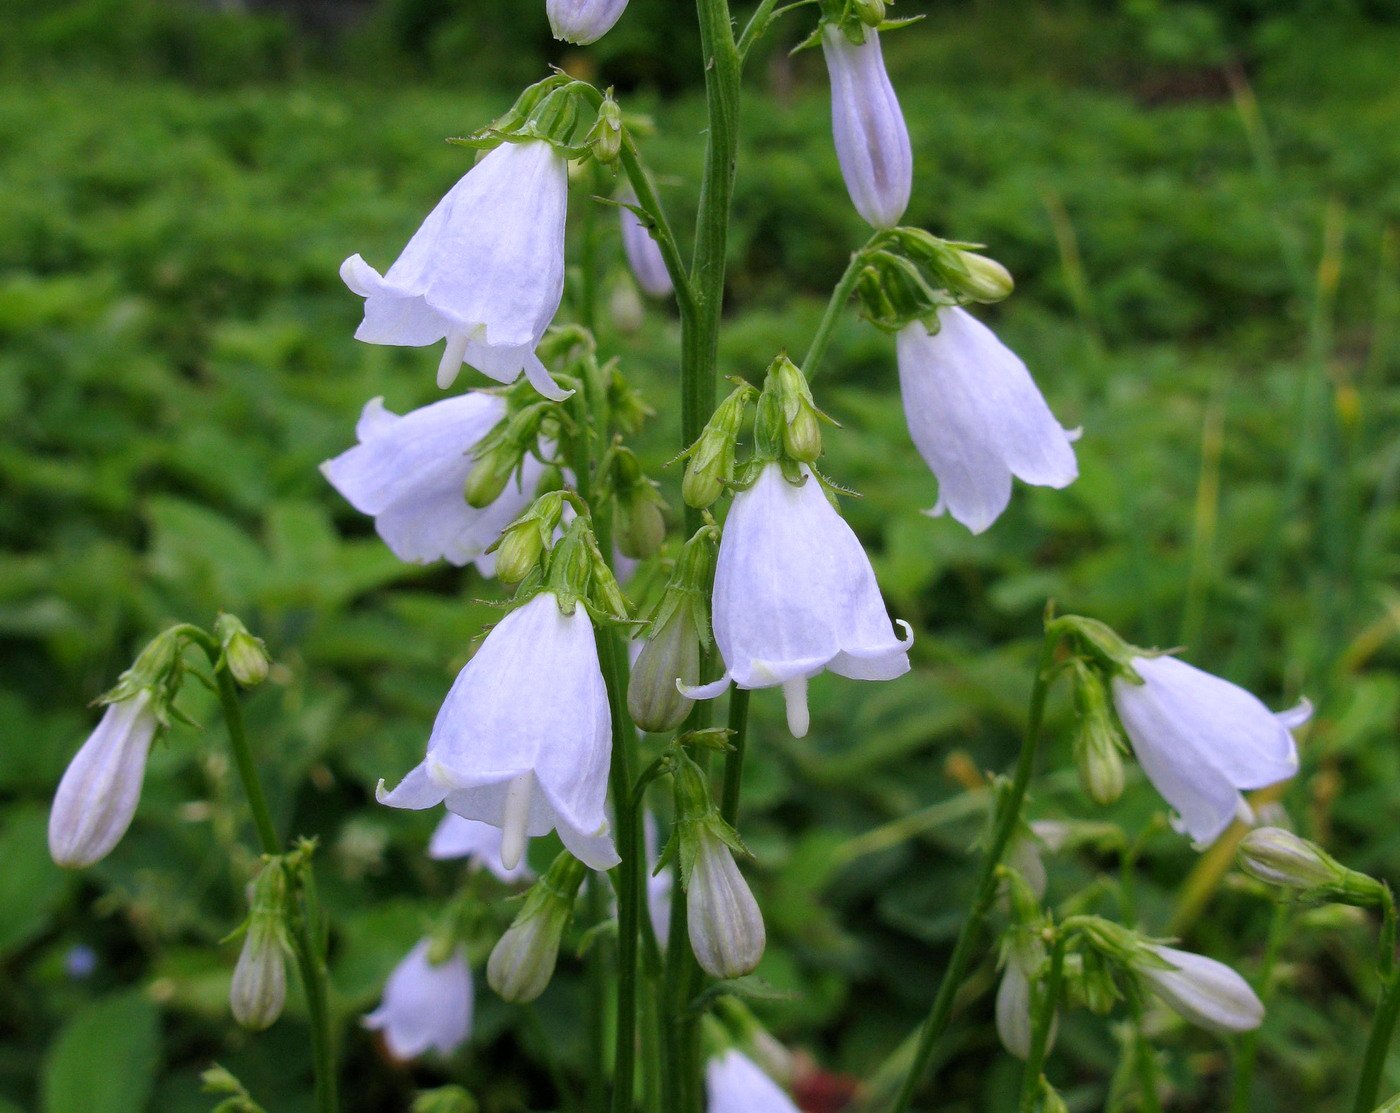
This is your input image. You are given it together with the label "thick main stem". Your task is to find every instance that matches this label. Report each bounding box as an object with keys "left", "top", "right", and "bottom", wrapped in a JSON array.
[
  {"left": 206, "top": 656, "right": 337, "bottom": 1113},
  {"left": 887, "top": 627, "right": 1061, "bottom": 1113}
]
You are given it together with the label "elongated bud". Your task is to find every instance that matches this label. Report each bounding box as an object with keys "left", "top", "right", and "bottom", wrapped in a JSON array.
[
  {"left": 852, "top": 0, "right": 885, "bottom": 24},
  {"left": 215, "top": 614, "right": 270, "bottom": 687},
  {"left": 548, "top": 0, "right": 629, "bottom": 45},
  {"left": 682, "top": 384, "right": 756, "bottom": 509},
  {"left": 464, "top": 444, "right": 516, "bottom": 509},
  {"left": 1238, "top": 827, "right": 1387, "bottom": 907},
  {"left": 1071, "top": 665, "right": 1125, "bottom": 806},
  {"left": 487, "top": 852, "right": 586, "bottom": 1002},
  {"left": 821, "top": 25, "right": 911, "bottom": 229},
  {"left": 494, "top": 491, "right": 566, "bottom": 585},
  {"left": 466, "top": 402, "right": 553, "bottom": 509},
  {"left": 629, "top": 607, "right": 701, "bottom": 732},
  {"left": 954, "top": 250, "right": 1015, "bottom": 302},
  {"left": 673, "top": 754, "right": 765, "bottom": 979},
  {"left": 49, "top": 690, "right": 160, "bottom": 869},
  {"left": 1134, "top": 944, "right": 1263, "bottom": 1033},
  {"left": 230, "top": 864, "right": 290, "bottom": 1030}
]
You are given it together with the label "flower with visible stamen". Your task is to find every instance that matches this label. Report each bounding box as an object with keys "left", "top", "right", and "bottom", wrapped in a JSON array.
[
  {"left": 340, "top": 140, "right": 572, "bottom": 401},
  {"left": 685, "top": 462, "right": 911, "bottom": 737},
  {"left": 377, "top": 590, "right": 618, "bottom": 871}
]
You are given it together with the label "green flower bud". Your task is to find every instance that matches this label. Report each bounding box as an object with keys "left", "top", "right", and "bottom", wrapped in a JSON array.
[
  {"left": 609, "top": 447, "right": 668, "bottom": 560},
  {"left": 628, "top": 606, "right": 701, "bottom": 732},
  {"left": 853, "top": 0, "right": 886, "bottom": 25},
  {"left": 590, "top": 94, "right": 623, "bottom": 164},
  {"left": 487, "top": 852, "right": 586, "bottom": 1002},
  {"left": 215, "top": 614, "right": 270, "bottom": 688},
  {"left": 1071, "top": 665, "right": 1125, "bottom": 806},
  {"left": 1238, "top": 827, "right": 1387, "bottom": 908},
  {"left": 759, "top": 355, "right": 830, "bottom": 465},
  {"left": 494, "top": 491, "right": 566, "bottom": 585},
  {"left": 230, "top": 863, "right": 290, "bottom": 1031},
  {"left": 464, "top": 445, "right": 515, "bottom": 509},
  {"left": 954, "top": 250, "right": 1015, "bottom": 302},
  {"left": 682, "top": 384, "right": 755, "bottom": 509},
  {"left": 412, "top": 1087, "right": 479, "bottom": 1113}
]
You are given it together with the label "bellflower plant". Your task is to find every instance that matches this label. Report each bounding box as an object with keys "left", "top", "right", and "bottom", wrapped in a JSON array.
[
  {"left": 821, "top": 23, "right": 912, "bottom": 229},
  {"left": 365, "top": 939, "right": 474, "bottom": 1060},
  {"left": 1111, "top": 653, "right": 1309, "bottom": 846},
  {"left": 896, "top": 308, "right": 1080, "bottom": 534},
  {"left": 321, "top": 394, "right": 545, "bottom": 573},
  {"left": 340, "top": 139, "right": 572, "bottom": 401},
  {"left": 377, "top": 589, "right": 619, "bottom": 872},
  {"left": 689, "top": 462, "right": 912, "bottom": 737}
]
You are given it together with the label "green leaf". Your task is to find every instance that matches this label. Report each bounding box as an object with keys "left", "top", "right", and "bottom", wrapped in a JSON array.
[
  {"left": 0, "top": 803, "right": 71, "bottom": 956},
  {"left": 42, "top": 993, "right": 160, "bottom": 1113}
]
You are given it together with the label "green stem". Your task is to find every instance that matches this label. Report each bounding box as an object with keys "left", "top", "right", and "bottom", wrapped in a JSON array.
[
  {"left": 586, "top": 876, "right": 610, "bottom": 1113},
  {"left": 886, "top": 625, "right": 1062, "bottom": 1113},
  {"left": 1127, "top": 991, "right": 1164, "bottom": 1113},
  {"left": 719, "top": 689, "right": 751, "bottom": 826},
  {"left": 1229, "top": 902, "right": 1290, "bottom": 1113},
  {"left": 1353, "top": 891, "right": 1400, "bottom": 1113},
  {"left": 803, "top": 247, "right": 867, "bottom": 381},
  {"left": 198, "top": 641, "right": 336, "bottom": 1113},
  {"left": 619, "top": 137, "right": 696, "bottom": 318},
  {"left": 1018, "top": 934, "right": 1067, "bottom": 1113},
  {"left": 599, "top": 630, "right": 643, "bottom": 1113}
]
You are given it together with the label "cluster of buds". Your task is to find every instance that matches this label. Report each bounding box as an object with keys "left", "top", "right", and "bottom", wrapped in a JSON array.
[
  {"left": 752, "top": 355, "right": 836, "bottom": 471},
  {"left": 606, "top": 444, "right": 668, "bottom": 560},
  {"left": 853, "top": 230, "right": 1016, "bottom": 334},
  {"left": 487, "top": 851, "right": 587, "bottom": 1002}
]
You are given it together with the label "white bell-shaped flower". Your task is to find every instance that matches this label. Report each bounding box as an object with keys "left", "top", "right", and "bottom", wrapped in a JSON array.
[
  {"left": 548, "top": 0, "right": 629, "bottom": 45},
  {"left": 1111, "top": 654, "right": 1308, "bottom": 847},
  {"left": 821, "top": 25, "right": 912, "bottom": 229},
  {"left": 49, "top": 691, "right": 159, "bottom": 869},
  {"left": 687, "top": 826, "right": 766, "bottom": 979},
  {"left": 896, "top": 308, "right": 1079, "bottom": 534},
  {"left": 340, "top": 139, "right": 571, "bottom": 401},
  {"left": 364, "top": 939, "right": 473, "bottom": 1059},
  {"left": 377, "top": 591, "right": 619, "bottom": 871},
  {"left": 321, "top": 394, "right": 543, "bottom": 573},
  {"left": 619, "top": 189, "right": 673, "bottom": 299},
  {"left": 706, "top": 1049, "right": 801, "bottom": 1113},
  {"left": 995, "top": 940, "right": 1056, "bottom": 1060},
  {"left": 429, "top": 813, "right": 536, "bottom": 884},
  {"left": 1137, "top": 944, "right": 1263, "bottom": 1034},
  {"left": 691, "top": 463, "right": 911, "bottom": 738}
]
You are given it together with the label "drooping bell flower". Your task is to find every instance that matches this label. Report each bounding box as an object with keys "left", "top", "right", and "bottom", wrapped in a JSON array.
[
  {"left": 49, "top": 691, "right": 160, "bottom": 869},
  {"left": 896, "top": 307, "right": 1079, "bottom": 534},
  {"left": 821, "top": 25, "right": 912, "bottom": 230},
  {"left": 618, "top": 188, "right": 674, "bottom": 299},
  {"left": 377, "top": 591, "right": 619, "bottom": 871},
  {"left": 322, "top": 394, "right": 544, "bottom": 573},
  {"left": 364, "top": 939, "right": 473, "bottom": 1059},
  {"left": 1111, "top": 654, "right": 1308, "bottom": 847},
  {"left": 429, "top": 812, "right": 535, "bottom": 884},
  {"left": 548, "top": 0, "right": 629, "bottom": 46},
  {"left": 687, "top": 463, "right": 912, "bottom": 737},
  {"left": 706, "top": 1049, "right": 802, "bottom": 1113},
  {"left": 1135, "top": 944, "right": 1263, "bottom": 1033},
  {"left": 340, "top": 140, "right": 571, "bottom": 401}
]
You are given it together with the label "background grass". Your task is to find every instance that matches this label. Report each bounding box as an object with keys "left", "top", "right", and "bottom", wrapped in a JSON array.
[{"left": 1, "top": 1, "right": 1398, "bottom": 1110}]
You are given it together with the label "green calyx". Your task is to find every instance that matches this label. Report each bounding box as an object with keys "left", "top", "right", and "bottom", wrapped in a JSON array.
[
  {"left": 852, "top": 230, "right": 1015, "bottom": 333},
  {"left": 679, "top": 381, "right": 757, "bottom": 509},
  {"left": 661, "top": 751, "right": 751, "bottom": 890},
  {"left": 540, "top": 513, "right": 630, "bottom": 624},
  {"left": 449, "top": 75, "right": 611, "bottom": 161},
  {"left": 753, "top": 354, "right": 837, "bottom": 468}
]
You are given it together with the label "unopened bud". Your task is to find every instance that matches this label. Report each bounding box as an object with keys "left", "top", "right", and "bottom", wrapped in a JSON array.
[
  {"left": 590, "top": 94, "right": 623, "bottom": 164},
  {"left": 1238, "top": 827, "right": 1386, "bottom": 907},
  {"left": 853, "top": 0, "right": 886, "bottom": 25},
  {"left": 682, "top": 384, "right": 754, "bottom": 509},
  {"left": 628, "top": 607, "right": 701, "bottom": 732},
  {"left": 493, "top": 491, "right": 565, "bottom": 585},
  {"left": 464, "top": 447, "right": 515, "bottom": 509},
  {"left": 761, "top": 355, "right": 829, "bottom": 465},
  {"left": 487, "top": 852, "right": 586, "bottom": 1002},
  {"left": 955, "top": 250, "right": 1015, "bottom": 302},
  {"left": 687, "top": 826, "right": 766, "bottom": 979},
  {"left": 1071, "top": 667, "right": 1125, "bottom": 806},
  {"left": 215, "top": 614, "right": 270, "bottom": 687},
  {"left": 230, "top": 864, "right": 289, "bottom": 1031},
  {"left": 1134, "top": 944, "right": 1262, "bottom": 1034}
]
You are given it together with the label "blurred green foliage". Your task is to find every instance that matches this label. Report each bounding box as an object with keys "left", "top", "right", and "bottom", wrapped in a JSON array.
[{"left": 1, "top": 1, "right": 1398, "bottom": 1111}]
